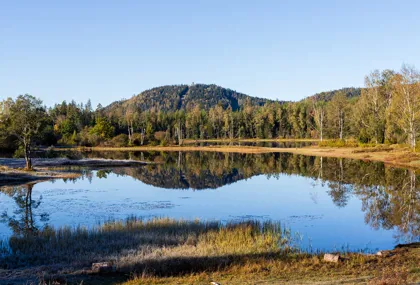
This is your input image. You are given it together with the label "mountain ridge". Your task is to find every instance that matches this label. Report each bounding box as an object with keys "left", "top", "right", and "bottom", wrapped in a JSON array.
[
  {"left": 103, "top": 84, "right": 274, "bottom": 117},
  {"left": 103, "top": 84, "right": 362, "bottom": 118}
]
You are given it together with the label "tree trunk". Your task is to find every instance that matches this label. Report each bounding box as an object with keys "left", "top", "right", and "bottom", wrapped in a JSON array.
[
  {"left": 24, "top": 141, "right": 32, "bottom": 170},
  {"left": 176, "top": 121, "right": 183, "bottom": 146},
  {"left": 140, "top": 128, "right": 145, "bottom": 145},
  {"left": 320, "top": 117, "right": 323, "bottom": 142},
  {"left": 339, "top": 114, "right": 344, "bottom": 140}
]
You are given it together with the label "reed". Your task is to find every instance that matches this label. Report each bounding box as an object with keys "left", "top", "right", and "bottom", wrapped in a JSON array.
[{"left": 0, "top": 217, "right": 296, "bottom": 274}]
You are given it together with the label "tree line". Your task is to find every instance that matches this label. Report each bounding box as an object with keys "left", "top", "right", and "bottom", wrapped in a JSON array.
[{"left": 1, "top": 64, "right": 420, "bottom": 169}]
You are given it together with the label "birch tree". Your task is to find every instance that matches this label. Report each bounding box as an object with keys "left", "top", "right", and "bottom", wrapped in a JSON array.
[
  {"left": 355, "top": 71, "right": 388, "bottom": 143},
  {"left": 327, "top": 92, "right": 348, "bottom": 140},
  {"left": 391, "top": 65, "right": 420, "bottom": 149},
  {"left": 311, "top": 99, "right": 326, "bottom": 141}
]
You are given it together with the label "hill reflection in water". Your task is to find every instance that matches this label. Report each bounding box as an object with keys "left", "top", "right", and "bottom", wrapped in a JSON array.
[{"left": 1, "top": 151, "right": 419, "bottom": 248}]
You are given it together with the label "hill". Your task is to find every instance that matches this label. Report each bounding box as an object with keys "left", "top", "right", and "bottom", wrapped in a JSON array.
[
  {"left": 307, "top": 87, "right": 362, "bottom": 102},
  {"left": 104, "top": 84, "right": 274, "bottom": 116}
]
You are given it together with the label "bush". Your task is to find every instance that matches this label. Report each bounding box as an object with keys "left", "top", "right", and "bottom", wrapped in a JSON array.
[
  {"left": 78, "top": 127, "right": 101, "bottom": 147},
  {"left": 131, "top": 133, "right": 145, "bottom": 146},
  {"left": 318, "top": 139, "right": 359, "bottom": 148},
  {"left": 154, "top": 131, "right": 166, "bottom": 142},
  {"left": 110, "top": 134, "right": 129, "bottom": 147},
  {"left": 13, "top": 146, "right": 25, "bottom": 158},
  {"left": 154, "top": 131, "right": 170, "bottom": 146}
]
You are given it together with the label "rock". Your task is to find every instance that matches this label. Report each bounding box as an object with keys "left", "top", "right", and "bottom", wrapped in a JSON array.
[
  {"left": 376, "top": 251, "right": 383, "bottom": 256},
  {"left": 91, "top": 262, "right": 116, "bottom": 273},
  {"left": 323, "top": 253, "right": 340, "bottom": 263},
  {"left": 210, "top": 282, "right": 221, "bottom": 285}
]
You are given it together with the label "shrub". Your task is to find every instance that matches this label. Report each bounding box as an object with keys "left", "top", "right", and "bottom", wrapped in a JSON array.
[
  {"left": 318, "top": 139, "right": 358, "bottom": 148},
  {"left": 131, "top": 133, "right": 145, "bottom": 146},
  {"left": 154, "top": 131, "right": 166, "bottom": 142},
  {"left": 154, "top": 131, "right": 170, "bottom": 146},
  {"left": 109, "top": 134, "right": 129, "bottom": 147},
  {"left": 78, "top": 127, "right": 101, "bottom": 147}
]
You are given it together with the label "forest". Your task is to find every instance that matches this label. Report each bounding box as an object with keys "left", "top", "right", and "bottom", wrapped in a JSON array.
[{"left": 1, "top": 65, "right": 420, "bottom": 157}]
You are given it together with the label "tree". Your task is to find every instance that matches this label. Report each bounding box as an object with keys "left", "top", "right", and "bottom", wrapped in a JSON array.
[
  {"left": 90, "top": 116, "right": 114, "bottom": 139},
  {"left": 0, "top": 98, "right": 13, "bottom": 149},
  {"left": 327, "top": 91, "right": 348, "bottom": 139},
  {"left": 311, "top": 99, "right": 326, "bottom": 141},
  {"left": 5, "top": 95, "right": 48, "bottom": 170},
  {"left": 125, "top": 105, "right": 137, "bottom": 145},
  {"left": 391, "top": 65, "right": 420, "bottom": 149},
  {"left": 356, "top": 71, "right": 388, "bottom": 143}
]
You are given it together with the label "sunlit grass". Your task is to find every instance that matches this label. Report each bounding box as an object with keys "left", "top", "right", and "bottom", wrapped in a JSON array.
[
  {"left": 0, "top": 217, "right": 419, "bottom": 284},
  {"left": 0, "top": 217, "right": 296, "bottom": 273}
]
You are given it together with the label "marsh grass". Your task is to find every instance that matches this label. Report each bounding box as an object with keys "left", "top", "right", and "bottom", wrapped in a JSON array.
[
  {"left": 1, "top": 218, "right": 419, "bottom": 284},
  {"left": 0, "top": 217, "right": 296, "bottom": 275}
]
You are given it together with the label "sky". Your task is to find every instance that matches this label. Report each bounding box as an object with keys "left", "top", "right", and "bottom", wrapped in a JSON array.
[{"left": 1, "top": 0, "right": 420, "bottom": 107}]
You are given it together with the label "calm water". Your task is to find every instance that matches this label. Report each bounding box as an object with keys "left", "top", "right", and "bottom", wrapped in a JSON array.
[{"left": 0, "top": 151, "right": 419, "bottom": 251}]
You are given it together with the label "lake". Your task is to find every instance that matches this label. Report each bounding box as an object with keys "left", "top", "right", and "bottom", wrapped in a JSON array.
[{"left": 0, "top": 151, "right": 419, "bottom": 252}]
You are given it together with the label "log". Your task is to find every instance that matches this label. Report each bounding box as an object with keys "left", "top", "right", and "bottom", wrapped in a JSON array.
[{"left": 323, "top": 253, "right": 340, "bottom": 263}]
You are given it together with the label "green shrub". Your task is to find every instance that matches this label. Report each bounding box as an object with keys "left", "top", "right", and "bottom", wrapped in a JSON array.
[
  {"left": 318, "top": 139, "right": 358, "bottom": 148},
  {"left": 13, "top": 146, "right": 25, "bottom": 158},
  {"left": 110, "top": 134, "right": 129, "bottom": 147},
  {"left": 131, "top": 133, "right": 146, "bottom": 146}
]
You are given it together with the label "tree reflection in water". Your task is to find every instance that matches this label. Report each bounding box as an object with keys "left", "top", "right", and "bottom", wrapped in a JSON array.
[
  {"left": 1, "top": 183, "right": 49, "bottom": 237},
  {"left": 0, "top": 151, "right": 419, "bottom": 243}
]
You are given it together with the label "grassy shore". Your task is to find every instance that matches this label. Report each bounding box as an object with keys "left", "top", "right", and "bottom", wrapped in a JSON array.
[
  {"left": 181, "top": 138, "right": 318, "bottom": 143},
  {"left": 0, "top": 159, "right": 151, "bottom": 186},
  {"left": 0, "top": 218, "right": 418, "bottom": 285},
  {"left": 1, "top": 218, "right": 294, "bottom": 284},
  {"left": 0, "top": 165, "right": 81, "bottom": 186}
]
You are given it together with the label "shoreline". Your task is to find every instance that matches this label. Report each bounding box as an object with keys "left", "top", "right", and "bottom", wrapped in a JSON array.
[
  {"left": 2, "top": 144, "right": 419, "bottom": 186},
  {"left": 0, "top": 217, "right": 418, "bottom": 285},
  {"left": 0, "top": 158, "right": 151, "bottom": 186},
  {"left": 57, "top": 144, "right": 420, "bottom": 170}
]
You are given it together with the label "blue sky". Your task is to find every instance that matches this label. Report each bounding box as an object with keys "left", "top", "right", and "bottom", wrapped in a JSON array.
[{"left": 1, "top": 0, "right": 419, "bottom": 107}]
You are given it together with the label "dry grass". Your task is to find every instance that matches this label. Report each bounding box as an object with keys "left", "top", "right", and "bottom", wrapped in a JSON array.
[
  {"left": 0, "top": 165, "right": 9, "bottom": 172},
  {"left": 1, "top": 218, "right": 419, "bottom": 284},
  {"left": 0, "top": 169, "right": 81, "bottom": 187},
  {"left": 183, "top": 138, "right": 319, "bottom": 143},
  {"left": 0, "top": 218, "right": 296, "bottom": 282},
  {"left": 124, "top": 244, "right": 420, "bottom": 285}
]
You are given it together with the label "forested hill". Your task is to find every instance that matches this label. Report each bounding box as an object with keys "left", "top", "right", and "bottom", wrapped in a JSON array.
[
  {"left": 104, "top": 84, "right": 273, "bottom": 115},
  {"left": 307, "top": 87, "right": 362, "bottom": 102}
]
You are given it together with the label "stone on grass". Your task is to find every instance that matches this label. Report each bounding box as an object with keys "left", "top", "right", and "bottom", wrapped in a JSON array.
[
  {"left": 323, "top": 253, "right": 340, "bottom": 263},
  {"left": 91, "top": 262, "right": 116, "bottom": 273}
]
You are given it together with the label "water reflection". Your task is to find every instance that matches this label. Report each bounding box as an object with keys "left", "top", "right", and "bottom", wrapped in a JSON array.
[
  {"left": 0, "top": 151, "right": 419, "bottom": 246},
  {"left": 0, "top": 184, "right": 49, "bottom": 237}
]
